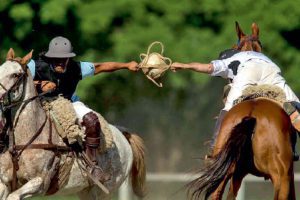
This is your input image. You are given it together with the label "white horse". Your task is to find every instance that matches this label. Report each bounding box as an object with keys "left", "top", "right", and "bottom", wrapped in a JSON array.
[{"left": 0, "top": 48, "right": 146, "bottom": 200}]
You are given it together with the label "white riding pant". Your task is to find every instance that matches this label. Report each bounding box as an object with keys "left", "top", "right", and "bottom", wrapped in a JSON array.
[
  {"left": 72, "top": 101, "right": 93, "bottom": 121},
  {"left": 224, "top": 60, "right": 299, "bottom": 111}
]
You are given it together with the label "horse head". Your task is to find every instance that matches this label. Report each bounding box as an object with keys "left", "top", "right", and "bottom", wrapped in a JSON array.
[
  {"left": 0, "top": 48, "right": 32, "bottom": 101},
  {"left": 232, "top": 21, "right": 262, "bottom": 52}
]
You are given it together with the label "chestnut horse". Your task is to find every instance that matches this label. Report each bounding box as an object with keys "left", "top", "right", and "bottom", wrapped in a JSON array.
[
  {"left": 233, "top": 21, "right": 262, "bottom": 52},
  {"left": 188, "top": 98, "right": 296, "bottom": 200},
  {"left": 188, "top": 23, "right": 295, "bottom": 200}
]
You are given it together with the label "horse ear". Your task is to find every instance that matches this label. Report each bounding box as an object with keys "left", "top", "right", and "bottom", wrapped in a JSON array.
[
  {"left": 6, "top": 48, "right": 15, "bottom": 60},
  {"left": 21, "top": 50, "right": 33, "bottom": 66},
  {"left": 251, "top": 22, "right": 259, "bottom": 38},
  {"left": 235, "top": 21, "right": 245, "bottom": 39}
]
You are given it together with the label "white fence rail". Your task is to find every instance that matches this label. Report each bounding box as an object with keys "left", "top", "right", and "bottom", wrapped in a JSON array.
[{"left": 118, "top": 173, "right": 300, "bottom": 200}]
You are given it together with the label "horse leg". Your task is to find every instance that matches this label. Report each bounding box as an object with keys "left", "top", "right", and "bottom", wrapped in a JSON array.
[
  {"left": 210, "top": 180, "right": 227, "bottom": 200},
  {"left": 211, "top": 170, "right": 233, "bottom": 200},
  {"left": 77, "top": 187, "right": 111, "bottom": 200},
  {"left": 278, "top": 175, "right": 294, "bottom": 200},
  {"left": 77, "top": 188, "right": 94, "bottom": 200},
  {"left": 6, "top": 177, "right": 44, "bottom": 200},
  {"left": 226, "top": 173, "right": 246, "bottom": 200},
  {"left": 289, "top": 172, "right": 296, "bottom": 200},
  {"left": 272, "top": 174, "right": 293, "bottom": 200},
  {"left": 0, "top": 181, "right": 9, "bottom": 200}
]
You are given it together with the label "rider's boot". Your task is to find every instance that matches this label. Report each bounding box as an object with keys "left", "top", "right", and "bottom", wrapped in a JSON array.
[
  {"left": 291, "top": 132, "right": 299, "bottom": 161},
  {"left": 82, "top": 112, "right": 111, "bottom": 182},
  {"left": 205, "top": 109, "right": 228, "bottom": 160},
  {"left": 283, "top": 101, "right": 300, "bottom": 161}
]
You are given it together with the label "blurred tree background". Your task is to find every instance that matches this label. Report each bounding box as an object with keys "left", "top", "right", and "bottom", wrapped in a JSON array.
[{"left": 1, "top": 0, "right": 300, "bottom": 199}]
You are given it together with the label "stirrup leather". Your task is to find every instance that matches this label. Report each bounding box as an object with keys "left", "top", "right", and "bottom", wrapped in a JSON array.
[
  {"left": 283, "top": 102, "right": 300, "bottom": 131},
  {"left": 290, "top": 111, "right": 300, "bottom": 131}
]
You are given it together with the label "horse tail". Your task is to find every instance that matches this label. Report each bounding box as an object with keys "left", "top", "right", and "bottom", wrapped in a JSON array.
[
  {"left": 121, "top": 128, "right": 146, "bottom": 198},
  {"left": 188, "top": 116, "right": 256, "bottom": 200}
]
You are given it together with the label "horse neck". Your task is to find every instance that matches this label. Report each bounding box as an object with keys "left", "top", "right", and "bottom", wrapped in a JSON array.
[{"left": 13, "top": 72, "right": 49, "bottom": 144}]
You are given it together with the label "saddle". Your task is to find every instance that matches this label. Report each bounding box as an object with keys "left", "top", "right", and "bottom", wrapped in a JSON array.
[
  {"left": 233, "top": 84, "right": 300, "bottom": 132},
  {"left": 233, "top": 84, "right": 286, "bottom": 106},
  {"left": 42, "top": 96, "right": 113, "bottom": 151},
  {"left": 42, "top": 96, "right": 113, "bottom": 193}
]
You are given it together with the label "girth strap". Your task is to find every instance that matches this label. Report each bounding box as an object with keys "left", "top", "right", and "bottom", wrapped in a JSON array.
[
  {"left": 15, "top": 144, "right": 71, "bottom": 151},
  {"left": 14, "top": 115, "right": 48, "bottom": 158},
  {"left": 9, "top": 115, "right": 48, "bottom": 191}
]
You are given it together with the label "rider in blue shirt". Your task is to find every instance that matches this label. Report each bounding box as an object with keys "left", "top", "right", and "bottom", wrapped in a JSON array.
[{"left": 27, "top": 36, "right": 139, "bottom": 182}]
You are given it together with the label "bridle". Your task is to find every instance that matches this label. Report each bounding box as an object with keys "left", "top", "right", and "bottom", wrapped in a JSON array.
[
  {"left": 0, "top": 58, "right": 106, "bottom": 194},
  {"left": 0, "top": 59, "right": 27, "bottom": 107},
  {"left": 0, "top": 59, "right": 62, "bottom": 191},
  {"left": 0, "top": 59, "right": 49, "bottom": 112}
]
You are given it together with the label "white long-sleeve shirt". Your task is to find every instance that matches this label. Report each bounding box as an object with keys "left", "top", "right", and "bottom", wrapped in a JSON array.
[
  {"left": 211, "top": 51, "right": 275, "bottom": 79},
  {"left": 210, "top": 51, "right": 299, "bottom": 110}
]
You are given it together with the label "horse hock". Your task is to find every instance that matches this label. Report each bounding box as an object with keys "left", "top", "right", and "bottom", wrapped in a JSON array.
[
  {"left": 205, "top": 110, "right": 228, "bottom": 160},
  {"left": 82, "top": 112, "right": 111, "bottom": 182},
  {"left": 211, "top": 110, "right": 228, "bottom": 148}
]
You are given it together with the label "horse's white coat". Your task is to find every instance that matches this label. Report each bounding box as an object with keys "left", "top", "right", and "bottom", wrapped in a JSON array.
[{"left": 0, "top": 57, "right": 137, "bottom": 200}]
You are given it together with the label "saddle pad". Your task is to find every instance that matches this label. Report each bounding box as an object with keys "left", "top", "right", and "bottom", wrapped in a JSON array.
[
  {"left": 42, "top": 96, "right": 113, "bottom": 152},
  {"left": 233, "top": 84, "right": 286, "bottom": 106}
]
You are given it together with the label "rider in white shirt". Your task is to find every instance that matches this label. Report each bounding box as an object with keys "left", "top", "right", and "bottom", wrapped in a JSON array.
[
  {"left": 211, "top": 50, "right": 299, "bottom": 111},
  {"left": 171, "top": 22, "right": 300, "bottom": 161},
  {"left": 171, "top": 48, "right": 300, "bottom": 160}
]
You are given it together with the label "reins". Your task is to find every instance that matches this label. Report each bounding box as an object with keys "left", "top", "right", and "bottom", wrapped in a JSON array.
[
  {"left": 0, "top": 59, "right": 71, "bottom": 191},
  {"left": 2, "top": 90, "right": 52, "bottom": 112},
  {"left": 1, "top": 58, "right": 109, "bottom": 194}
]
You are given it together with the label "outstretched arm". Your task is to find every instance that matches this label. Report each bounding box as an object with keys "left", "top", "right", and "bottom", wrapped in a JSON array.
[
  {"left": 171, "top": 62, "right": 214, "bottom": 74},
  {"left": 93, "top": 61, "right": 139, "bottom": 74}
]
